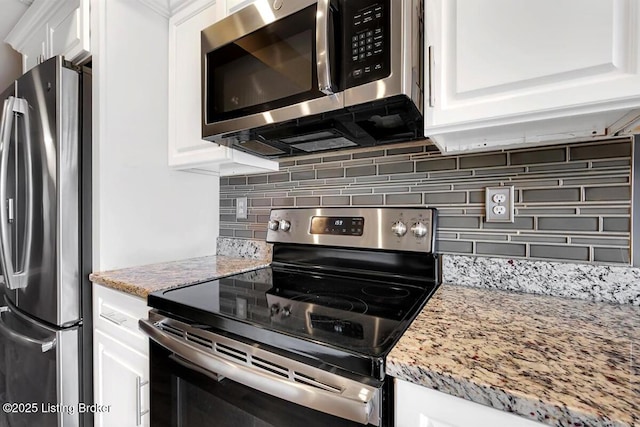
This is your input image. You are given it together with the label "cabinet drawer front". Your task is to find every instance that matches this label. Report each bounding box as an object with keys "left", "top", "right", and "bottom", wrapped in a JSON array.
[{"left": 93, "top": 284, "right": 149, "bottom": 355}]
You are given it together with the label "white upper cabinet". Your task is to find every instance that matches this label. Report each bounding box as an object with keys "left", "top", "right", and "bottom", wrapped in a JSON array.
[
  {"left": 425, "top": 0, "right": 640, "bottom": 153},
  {"left": 168, "top": 0, "right": 279, "bottom": 176},
  {"left": 5, "top": 0, "right": 91, "bottom": 72}
]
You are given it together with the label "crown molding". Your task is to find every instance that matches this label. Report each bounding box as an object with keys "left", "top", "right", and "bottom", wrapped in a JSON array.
[{"left": 4, "top": 0, "right": 69, "bottom": 50}]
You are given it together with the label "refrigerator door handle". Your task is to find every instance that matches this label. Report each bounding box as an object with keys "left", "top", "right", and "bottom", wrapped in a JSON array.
[
  {"left": 0, "top": 306, "right": 57, "bottom": 352},
  {"left": 0, "top": 96, "right": 33, "bottom": 290}
]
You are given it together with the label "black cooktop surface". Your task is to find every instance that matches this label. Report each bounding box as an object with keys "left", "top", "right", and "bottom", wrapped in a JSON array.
[{"left": 148, "top": 265, "right": 438, "bottom": 366}]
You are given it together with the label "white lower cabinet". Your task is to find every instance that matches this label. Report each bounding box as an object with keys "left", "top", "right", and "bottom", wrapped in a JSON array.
[
  {"left": 395, "top": 379, "right": 546, "bottom": 427},
  {"left": 93, "top": 284, "right": 150, "bottom": 427}
]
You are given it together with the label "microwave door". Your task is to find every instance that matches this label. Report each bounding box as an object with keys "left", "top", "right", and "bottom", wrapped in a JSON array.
[{"left": 201, "top": 0, "right": 344, "bottom": 140}]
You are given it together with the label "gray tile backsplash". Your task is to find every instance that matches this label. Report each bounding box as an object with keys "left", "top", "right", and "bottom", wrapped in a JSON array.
[{"left": 220, "top": 137, "right": 634, "bottom": 264}]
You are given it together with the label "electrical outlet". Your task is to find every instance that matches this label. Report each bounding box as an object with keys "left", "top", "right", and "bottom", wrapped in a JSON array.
[
  {"left": 485, "top": 186, "right": 514, "bottom": 223},
  {"left": 236, "top": 197, "right": 248, "bottom": 220}
]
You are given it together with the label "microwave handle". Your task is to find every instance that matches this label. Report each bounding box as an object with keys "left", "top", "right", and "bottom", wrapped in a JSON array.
[{"left": 316, "top": 0, "right": 335, "bottom": 95}]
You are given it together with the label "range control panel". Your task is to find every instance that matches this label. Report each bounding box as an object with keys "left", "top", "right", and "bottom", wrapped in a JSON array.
[
  {"left": 267, "top": 208, "right": 437, "bottom": 253},
  {"left": 344, "top": 0, "right": 391, "bottom": 89}
]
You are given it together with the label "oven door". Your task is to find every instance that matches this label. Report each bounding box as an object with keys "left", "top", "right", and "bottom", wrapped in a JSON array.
[
  {"left": 140, "top": 314, "right": 382, "bottom": 427},
  {"left": 201, "top": 0, "right": 343, "bottom": 141}
]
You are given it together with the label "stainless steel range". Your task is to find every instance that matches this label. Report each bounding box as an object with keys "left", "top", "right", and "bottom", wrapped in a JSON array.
[{"left": 140, "top": 207, "right": 440, "bottom": 426}]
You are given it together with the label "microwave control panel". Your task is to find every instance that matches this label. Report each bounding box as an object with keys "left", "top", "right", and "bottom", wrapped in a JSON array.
[{"left": 344, "top": 0, "right": 391, "bottom": 89}]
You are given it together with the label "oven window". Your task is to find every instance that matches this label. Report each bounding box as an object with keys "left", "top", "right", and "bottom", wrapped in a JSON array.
[
  {"left": 150, "top": 342, "right": 371, "bottom": 427},
  {"left": 205, "top": 5, "right": 323, "bottom": 124}
]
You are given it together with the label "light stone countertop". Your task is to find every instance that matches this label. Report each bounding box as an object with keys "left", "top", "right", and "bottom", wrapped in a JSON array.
[
  {"left": 386, "top": 284, "right": 639, "bottom": 427},
  {"left": 89, "top": 255, "right": 270, "bottom": 298}
]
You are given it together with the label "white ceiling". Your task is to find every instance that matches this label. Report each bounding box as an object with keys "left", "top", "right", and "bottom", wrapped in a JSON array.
[{"left": 0, "top": 0, "right": 30, "bottom": 90}]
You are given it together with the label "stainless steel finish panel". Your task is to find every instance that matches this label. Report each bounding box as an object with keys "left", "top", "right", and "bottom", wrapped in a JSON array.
[
  {"left": 267, "top": 207, "right": 435, "bottom": 253},
  {"left": 0, "top": 298, "right": 80, "bottom": 427},
  {"left": 8, "top": 57, "right": 81, "bottom": 327},
  {"left": 140, "top": 313, "right": 381, "bottom": 426},
  {"left": 201, "top": 0, "right": 344, "bottom": 140},
  {"left": 343, "top": 0, "right": 423, "bottom": 111},
  {"left": 632, "top": 135, "right": 639, "bottom": 266}
]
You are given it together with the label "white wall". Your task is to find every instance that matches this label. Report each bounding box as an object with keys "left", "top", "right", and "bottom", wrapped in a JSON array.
[
  {"left": 0, "top": 0, "right": 28, "bottom": 90},
  {"left": 91, "top": 0, "right": 219, "bottom": 271}
]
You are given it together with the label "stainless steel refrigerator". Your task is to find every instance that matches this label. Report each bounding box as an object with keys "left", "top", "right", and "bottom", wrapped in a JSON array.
[{"left": 0, "top": 56, "right": 92, "bottom": 427}]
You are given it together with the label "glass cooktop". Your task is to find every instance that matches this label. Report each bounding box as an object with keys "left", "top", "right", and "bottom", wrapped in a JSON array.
[{"left": 147, "top": 266, "right": 438, "bottom": 359}]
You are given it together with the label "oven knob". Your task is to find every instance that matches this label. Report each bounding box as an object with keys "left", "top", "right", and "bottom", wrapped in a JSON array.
[
  {"left": 281, "top": 306, "right": 291, "bottom": 318},
  {"left": 411, "top": 222, "right": 428, "bottom": 238},
  {"left": 270, "top": 304, "right": 280, "bottom": 316},
  {"left": 268, "top": 220, "right": 279, "bottom": 231},
  {"left": 391, "top": 221, "right": 407, "bottom": 237},
  {"left": 279, "top": 219, "right": 291, "bottom": 232}
]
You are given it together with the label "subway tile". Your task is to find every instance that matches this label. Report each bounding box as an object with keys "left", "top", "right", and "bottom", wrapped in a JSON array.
[
  {"left": 509, "top": 179, "right": 560, "bottom": 188},
  {"left": 228, "top": 177, "right": 247, "bottom": 185},
  {"left": 346, "top": 165, "right": 377, "bottom": 177},
  {"left": 386, "top": 145, "right": 425, "bottom": 155},
  {"left": 516, "top": 208, "right": 576, "bottom": 215},
  {"left": 569, "top": 141, "right": 631, "bottom": 160},
  {"left": 468, "top": 191, "right": 484, "bottom": 203},
  {"left": 378, "top": 162, "right": 415, "bottom": 175},
  {"left": 476, "top": 242, "right": 526, "bottom": 257},
  {"left": 452, "top": 182, "right": 501, "bottom": 190},
  {"left": 312, "top": 189, "right": 342, "bottom": 196},
  {"left": 352, "top": 195, "right": 384, "bottom": 205},
  {"left": 317, "top": 168, "right": 344, "bottom": 179},
  {"left": 459, "top": 153, "right": 507, "bottom": 169},
  {"left": 385, "top": 193, "right": 422, "bottom": 205},
  {"left": 459, "top": 233, "right": 508, "bottom": 241},
  {"left": 342, "top": 159, "right": 374, "bottom": 167},
  {"left": 322, "top": 196, "right": 351, "bottom": 206},
  {"left": 591, "top": 159, "right": 631, "bottom": 168},
  {"left": 438, "top": 209, "right": 466, "bottom": 215},
  {"left": 411, "top": 185, "right": 454, "bottom": 192},
  {"left": 353, "top": 150, "right": 385, "bottom": 159},
  {"left": 272, "top": 197, "right": 294, "bottom": 207},
  {"left": 341, "top": 188, "right": 373, "bottom": 195},
  {"left": 220, "top": 177, "right": 230, "bottom": 186},
  {"left": 530, "top": 245, "right": 589, "bottom": 261},
  {"left": 390, "top": 173, "right": 428, "bottom": 181},
  {"left": 291, "top": 171, "right": 316, "bottom": 181},
  {"left": 254, "top": 231, "right": 268, "bottom": 240},
  {"left": 483, "top": 217, "right": 534, "bottom": 230},
  {"left": 322, "top": 154, "right": 351, "bottom": 163},
  {"left": 510, "top": 148, "right": 566, "bottom": 165},
  {"left": 416, "top": 158, "right": 456, "bottom": 172},
  {"left": 248, "top": 175, "right": 268, "bottom": 184},
  {"left": 251, "top": 198, "right": 271, "bottom": 207},
  {"left": 355, "top": 176, "right": 390, "bottom": 183},
  {"left": 257, "top": 215, "right": 271, "bottom": 223},
  {"left": 373, "top": 186, "right": 410, "bottom": 194},
  {"left": 219, "top": 229, "right": 234, "bottom": 237},
  {"left": 437, "top": 232, "right": 458, "bottom": 239},
  {"left": 563, "top": 177, "right": 628, "bottom": 186},
  {"left": 288, "top": 190, "right": 314, "bottom": 196},
  {"left": 234, "top": 230, "right": 254, "bottom": 238},
  {"left": 424, "top": 192, "right": 466, "bottom": 204},
  {"left": 288, "top": 165, "right": 315, "bottom": 172},
  {"left": 571, "top": 237, "right": 629, "bottom": 247},
  {"left": 220, "top": 214, "right": 236, "bottom": 222},
  {"left": 428, "top": 170, "right": 474, "bottom": 178},
  {"left": 438, "top": 216, "right": 481, "bottom": 229},
  {"left": 510, "top": 235, "right": 567, "bottom": 244},
  {"left": 324, "top": 178, "right": 356, "bottom": 185},
  {"left": 295, "top": 196, "right": 321, "bottom": 206},
  {"left": 463, "top": 208, "right": 485, "bottom": 215},
  {"left": 474, "top": 167, "right": 526, "bottom": 176},
  {"left": 522, "top": 188, "right": 580, "bottom": 202},
  {"left": 602, "top": 217, "right": 630, "bottom": 232},
  {"left": 528, "top": 162, "right": 588, "bottom": 172},
  {"left": 296, "top": 157, "right": 322, "bottom": 165},
  {"left": 579, "top": 207, "right": 629, "bottom": 215},
  {"left": 268, "top": 173, "right": 290, "bottom": 183},
  {"left": 279, "top": 160, "right": 295, "bottom": 167},
  {"left": 437, "top": 240, "right": 474, "bottom": 254},
  {"left": 538, "top": 217, "right": 599, "bottom": 231},
  {"left": 593, "top": 248, "right": 630, "bottom": 264},
  {"left": 584, "top": 186, "right": 631, "bottom": 201},
  {"left": 220, "top": 199, "right": 234, "bottom": 207}
]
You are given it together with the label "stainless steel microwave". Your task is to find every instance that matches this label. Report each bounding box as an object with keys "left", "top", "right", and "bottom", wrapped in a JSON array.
[{"left": 201, "top": 0, "right": 424, "bottom": 158}]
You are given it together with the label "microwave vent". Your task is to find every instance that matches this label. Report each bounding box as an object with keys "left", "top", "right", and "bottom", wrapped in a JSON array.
[
  {"left": 235, "top": 140, "right": 286, "bottom": 156},
  {"left": 291, "top": 137, "right": 357, "bottom": 153}
]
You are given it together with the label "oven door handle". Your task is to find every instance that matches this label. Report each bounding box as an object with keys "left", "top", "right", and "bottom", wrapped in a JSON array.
[{"left": 139, "top": 318, "right": 377, "bottom": 425}]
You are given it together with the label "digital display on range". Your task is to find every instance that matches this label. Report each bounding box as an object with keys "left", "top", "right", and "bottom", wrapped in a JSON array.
[{"left": 310, "top": 217, "right": 364, "bottom": 236}]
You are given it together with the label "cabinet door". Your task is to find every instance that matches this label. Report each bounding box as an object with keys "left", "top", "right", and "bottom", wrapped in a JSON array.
[
  {"left": 395, "top": 379, "right": 546, "bottom": 427},
  {"left": 48, "top": 0, "right": 91, "bottom": 64},
  {"left": 21, "top": 30, "right": 46, "bottom": 73},
  {"left": 94, "top": 330, "right": 150, "bottom": 427},
  {"left": 425, "top": 0, "right": 640, "bottom": 130},
  {"left": 168, "top": 0, "right": 278, "bottom": 175}
]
